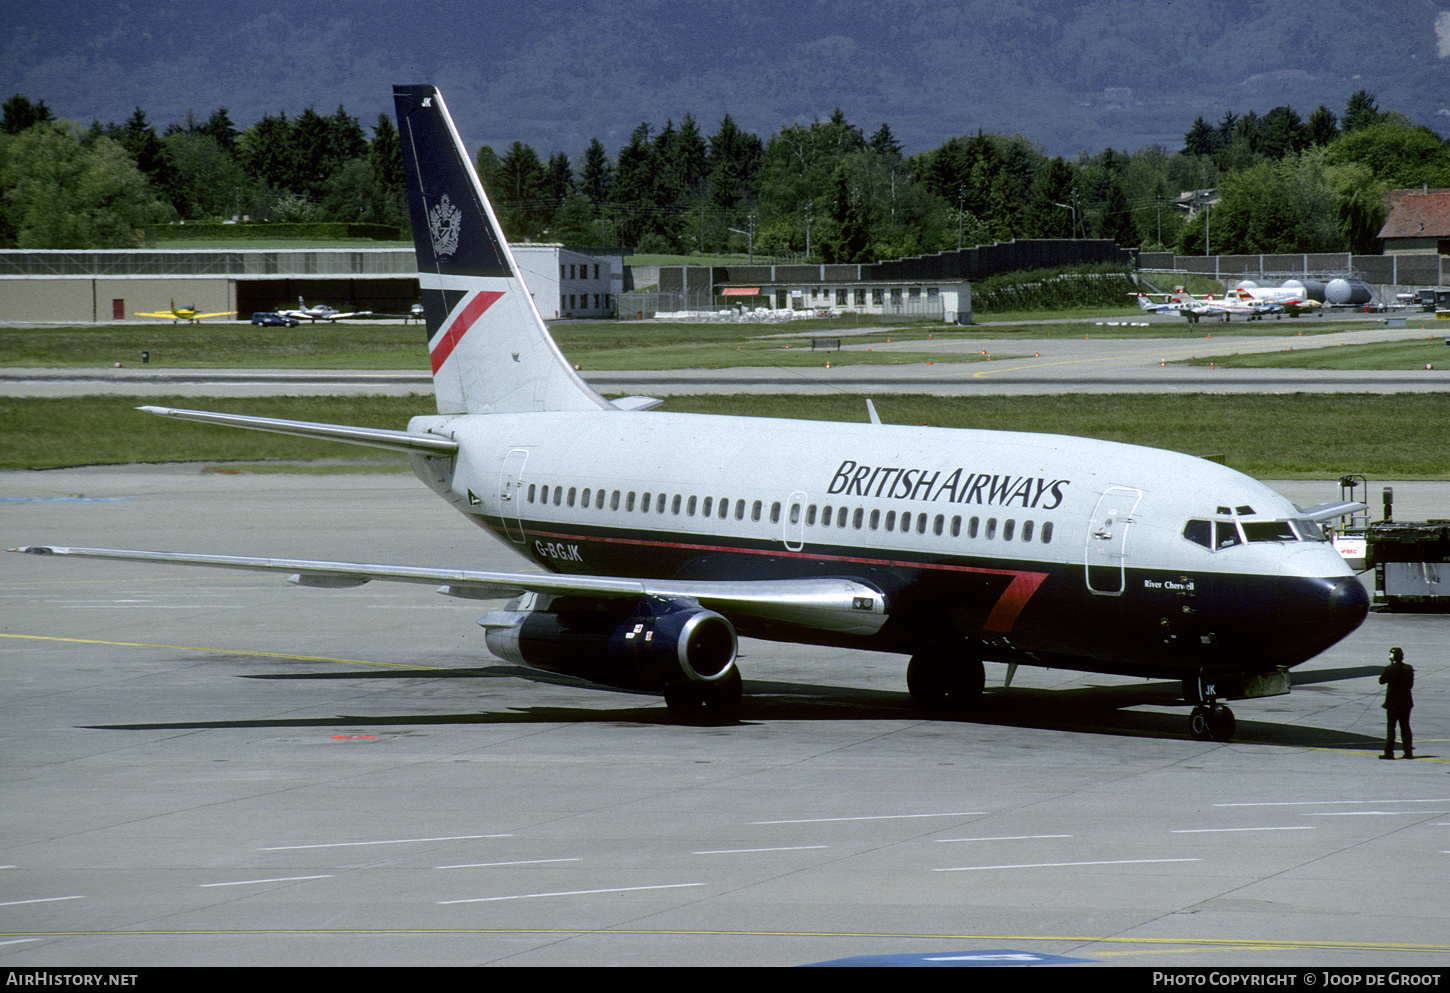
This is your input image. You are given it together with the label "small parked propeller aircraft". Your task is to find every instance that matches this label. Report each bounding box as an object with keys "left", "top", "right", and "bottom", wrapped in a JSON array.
[{"left": 134, "top": 299, "right": 235, "bottom": 323}]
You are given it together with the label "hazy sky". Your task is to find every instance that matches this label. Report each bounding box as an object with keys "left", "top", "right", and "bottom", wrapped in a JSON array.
[{"left": 5, "top": 0, "right": 1447, "bottom": 160}]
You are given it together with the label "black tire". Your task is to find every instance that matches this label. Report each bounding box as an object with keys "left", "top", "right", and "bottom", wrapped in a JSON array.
[
  {"left": 1207, "top": 705, "right": 1236, "bottom": 742},
  {"left": 1189, "top": 704, "right": 1212, "bottom": 741},
  {"left": 907, "top": 654, "right": 984, "bottom": 714},
  {"left": 664, "top": 668, "right": 742, "bottom": 725}
]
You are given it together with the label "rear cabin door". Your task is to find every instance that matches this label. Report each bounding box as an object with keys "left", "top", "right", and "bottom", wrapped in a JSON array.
[{"left": 497, "top": 449, "right": 529, "bottom": 544}]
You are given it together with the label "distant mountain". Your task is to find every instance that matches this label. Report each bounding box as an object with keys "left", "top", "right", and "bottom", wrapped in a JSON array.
[{"left": 4, "top": 0, "right": 1447, "bottom": 159}]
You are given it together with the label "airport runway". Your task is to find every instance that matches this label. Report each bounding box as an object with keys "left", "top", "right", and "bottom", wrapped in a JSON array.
[
  {"left": 3, "top": 320, "right": 1447, "bottom": 398},
  {"left": 3, "top": 467, "right": 1449, "bottom": 967}
]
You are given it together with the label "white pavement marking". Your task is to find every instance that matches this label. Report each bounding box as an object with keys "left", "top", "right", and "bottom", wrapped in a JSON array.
[
  {"left": 199, "top": 875, "right": 334, "bottom": 887},
  {"left": 935, "top": 834, "right": 1072, "bottom": 843},
  {"left": 1170, "top": 826, "right": 1316, "bottom": 834},
  {"left": 693, "top": 845, "right": 830, "bottom": 854},
  {"left": 435, "top": 859, "right": 581, "bottom": 869},
  {"left": 1215, "top": 798, "right": 1450, "bottom": 807},
  {"left": 752, "top": 811, "right": 983, "bottom": 825},
  {"left": 935, "top": 858, "right": 1201, "bottom": 872},
  {"left": 438, "top": 882, "right": 705, "bottom": 904},
  {"left": 0, "top": 895, "right": 86, "bottom": 907},
  {"left": 261, "top": 834, "right": 510, "bottom": 850}
]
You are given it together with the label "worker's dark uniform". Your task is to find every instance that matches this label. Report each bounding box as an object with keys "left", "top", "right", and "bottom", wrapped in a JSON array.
[{"left": 1380, "top": 660, "right": 1414, "bottom": 759}]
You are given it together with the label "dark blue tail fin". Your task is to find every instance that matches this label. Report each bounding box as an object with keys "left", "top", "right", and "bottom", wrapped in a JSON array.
[{"left": 392, "top": 85, "right": 608, "bottom": 416}]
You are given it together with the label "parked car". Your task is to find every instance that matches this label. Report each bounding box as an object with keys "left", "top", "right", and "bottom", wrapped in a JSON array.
[{"left": 251, "top": 311, "right": 299, "bottom": 327}]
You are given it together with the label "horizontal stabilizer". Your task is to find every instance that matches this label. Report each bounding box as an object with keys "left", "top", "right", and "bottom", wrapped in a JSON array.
[
  {"left": 1297, "top": 501, "right": 1367, "bottom": 522},
  {"left": 136, "top": 406, "right": 458, "bottom": 456},
  {"left": 610, "top": 396, "right": 664, "bottom": 411}
]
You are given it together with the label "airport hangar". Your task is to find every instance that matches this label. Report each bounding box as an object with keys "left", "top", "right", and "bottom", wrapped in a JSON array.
[
  {"left": 0, "top": 244, "right": 625, "bottom": 324},
  {"left": 0, "top": 239, "right": 1131, "bottom": 326},
  {"left": 1, "top": 240, "right": 1444, "bottom": 325}
]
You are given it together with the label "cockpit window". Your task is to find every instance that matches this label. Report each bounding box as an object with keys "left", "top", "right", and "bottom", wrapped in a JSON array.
[
  {"left": 1215, "top": 521, "right": 1242, "bottom": 549},
  {"left": 1242, "top": 520, "right": 1296, "bottom": 543},
  {"left": 1187, "top": 516, "right": 1316, "bottom": 549},
  {"left": 1183, "top": 519, "right": 1242, "bottom": 549},
  {"left": 1292, "top": 519, "right": 1327, "bottom": 542}
]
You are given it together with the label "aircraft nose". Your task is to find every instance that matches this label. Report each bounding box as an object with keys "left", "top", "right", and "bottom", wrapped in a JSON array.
[
  {"left": 1325, "top": 574, "right": 1371, "bottom": 635},
  {"left": 1270, "top": 574, "right": 1369, "bottom": 664}
]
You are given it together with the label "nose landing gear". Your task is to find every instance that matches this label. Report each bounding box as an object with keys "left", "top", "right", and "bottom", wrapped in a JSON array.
[{"left": 1189, "top": 702, "right": 1236, "bottom": 742}]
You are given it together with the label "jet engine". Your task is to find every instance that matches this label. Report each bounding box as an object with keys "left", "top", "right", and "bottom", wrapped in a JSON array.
[{"left": 480, "top": 593, "right": 740, "bottom": 718}]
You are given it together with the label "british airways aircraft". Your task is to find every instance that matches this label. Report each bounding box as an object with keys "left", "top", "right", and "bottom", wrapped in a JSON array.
[{"left": 14, "top": 85, "right": 1370, "bottom": 741}]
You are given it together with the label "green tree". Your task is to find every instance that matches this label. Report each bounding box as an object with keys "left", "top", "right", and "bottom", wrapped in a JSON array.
[
  {"left": 2, "top": 94, "right": 53, "bottom": 134},
  {"left": 1324, "top": 121, "right": 1450, "bottom": 189},
  {"left": 1256, "top": 106, "right": 1307, "bottom": 160},
  {"left": 475, "top": 145, "right": 502, "bottom": 194},
  {"left": 1342, "top": 90, "right": 1385, "bottom": 134},
  {"left": 0, "top": 122, "right": 171, "bottom": 247},
  {"left": 1182, "top": 116, "right": 1216, "bottom": 157},
  {"left": 1178, "top": 152, "right": 1340, "bottom": 255},
  {"left": 237, "top": 112, "right": 298, "bottom": 195},
  {"left": 369, "top": 113, "right": 405, "bottom": 230},
  {"left": 1026, "top": 157, "right": 1077, "bottom": 238},
  {"left": 494, "top": 140, "right": 549, "bottom": 239},
  {"left": 163, "top": 131, "right": 246, "bottom": 219},
  {"left": 819, "top": 165, "right": 869, "bottom": 263},
  {"left": 705, "top": 114, "right": 762, "bottom": 249},
  {"left": 1306, "top": 105, "right": 1339, "bottom": 147},
  {"left": 580, "top": 137, "right": 613, "bottom": 207}
]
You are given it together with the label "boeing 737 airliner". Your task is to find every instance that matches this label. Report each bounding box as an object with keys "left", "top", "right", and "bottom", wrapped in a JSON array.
[{"left": 14, "top": 85, "right": 1371, "bottom": 740}]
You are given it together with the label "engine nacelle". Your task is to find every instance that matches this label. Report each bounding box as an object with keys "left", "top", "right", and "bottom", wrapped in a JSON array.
[{"left": 480, "top": 593, "right": 737, "bottom": 693}]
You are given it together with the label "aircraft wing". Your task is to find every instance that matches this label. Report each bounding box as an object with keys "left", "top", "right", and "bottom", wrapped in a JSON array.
[
  {"left": 9, "top": 545, "right": 887, "bottom": 636},
  {"left": 134, "top": 310, "right": 234, "bottom": 320}
]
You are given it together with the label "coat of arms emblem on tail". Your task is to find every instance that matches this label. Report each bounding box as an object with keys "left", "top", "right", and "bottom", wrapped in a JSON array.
[{"left": 427, "top": 194, "right": 462, "bottom": 258}]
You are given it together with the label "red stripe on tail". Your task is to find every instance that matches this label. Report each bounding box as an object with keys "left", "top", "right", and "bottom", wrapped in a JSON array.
[{"left": 430, "top": 291, "right": 503, "bottom": 374}]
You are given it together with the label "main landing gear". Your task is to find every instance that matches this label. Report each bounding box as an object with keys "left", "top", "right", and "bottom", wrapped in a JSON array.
[
  {"left": 663, "top": 668, "right": 742, "bottom": 725},
  {"left": 907, "top": 654, "right": 985, "bottom": 715},
  {"left": 1188, "top": 702, "right": 1236, "bottom": 742}
]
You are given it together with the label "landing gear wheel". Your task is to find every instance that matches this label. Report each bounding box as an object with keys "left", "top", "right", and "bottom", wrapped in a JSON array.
[
  {"left": 664, "top": 668, "right": 742, "bottom": 725},
  {"left": 1207, "top": 704, "right": 1235, "bottom": 742},
  {"left": 1189, "top": 704, "right": 1212, "bottom": 741},
  {"left": 1189, "top": 703, "right": 1236, "bottom": 742},
  {"left": 907, "top": 654, "right": 985, "bottom": 715}
]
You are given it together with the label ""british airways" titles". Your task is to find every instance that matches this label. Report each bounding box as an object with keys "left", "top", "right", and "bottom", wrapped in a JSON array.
[{"left": 828, "top": 460, "right": 1070, "bottom": 509}]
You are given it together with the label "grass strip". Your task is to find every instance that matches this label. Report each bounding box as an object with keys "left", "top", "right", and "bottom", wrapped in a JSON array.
[{"left": 3, "top": 392, "right": 1447, "bottom": 479}]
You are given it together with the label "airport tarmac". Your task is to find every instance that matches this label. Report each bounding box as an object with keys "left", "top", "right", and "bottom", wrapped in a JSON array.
[{"left": 3, "top": 466, "right": 1449, "bottom": 967}]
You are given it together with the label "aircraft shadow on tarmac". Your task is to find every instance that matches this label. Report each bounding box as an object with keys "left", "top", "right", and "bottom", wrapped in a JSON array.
[{"left": 84, "top": 662, "right": 1389, "bottom": 750}]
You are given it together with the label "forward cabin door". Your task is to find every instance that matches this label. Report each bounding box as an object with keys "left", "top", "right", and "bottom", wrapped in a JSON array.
[
  {"left": 498, "top": 448, "right": 529, "bottom": 544},
  {"left": 1085, "top": 486, "right": 1142, "bottom": 595}
]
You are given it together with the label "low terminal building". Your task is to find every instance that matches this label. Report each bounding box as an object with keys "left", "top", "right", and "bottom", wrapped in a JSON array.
[
  {"left": 0, "top": 244, "right": 622, "bottom": 323},
  {"left": 651, "top": 239, "right": 1135, "bottom": 324}
]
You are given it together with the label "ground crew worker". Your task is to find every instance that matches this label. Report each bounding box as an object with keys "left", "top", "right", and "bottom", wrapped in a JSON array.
[{"left": 1379, "top": 646, "right": 1414, "bottom": 759}]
